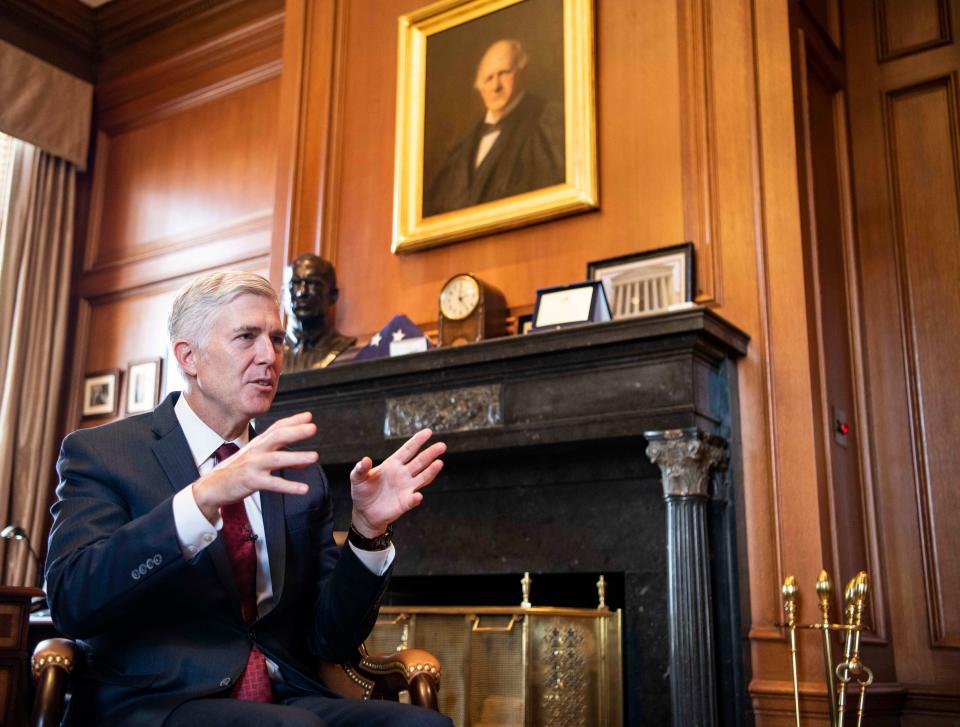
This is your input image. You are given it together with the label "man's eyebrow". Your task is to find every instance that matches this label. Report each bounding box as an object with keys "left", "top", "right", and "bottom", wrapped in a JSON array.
[{"left": 232, "top": 325, "right": 285, "bottom": 336}]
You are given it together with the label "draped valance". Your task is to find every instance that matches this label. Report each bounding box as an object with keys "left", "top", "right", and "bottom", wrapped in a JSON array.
[{"left": 0, "top": 40, "right": 92, "bottom": 170}]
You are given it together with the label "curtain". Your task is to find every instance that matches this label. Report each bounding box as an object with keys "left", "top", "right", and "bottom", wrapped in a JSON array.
[{"left": 0, "top": 141, "right": 75, "bottom": 586}]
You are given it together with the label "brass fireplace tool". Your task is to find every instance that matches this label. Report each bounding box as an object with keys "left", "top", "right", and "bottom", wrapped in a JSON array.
[{"left": 780, "top": 570, "right": 873, "bottom": 727}]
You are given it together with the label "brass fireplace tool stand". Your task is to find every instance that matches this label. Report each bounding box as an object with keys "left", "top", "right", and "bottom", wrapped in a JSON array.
[{"left": 780, "top": 570, "right": 874, "bottom": 727}]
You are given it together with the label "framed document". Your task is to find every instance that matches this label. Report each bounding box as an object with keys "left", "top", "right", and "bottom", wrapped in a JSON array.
[{"left": 531, "top": 280, "right": 610, "bottom": 331}]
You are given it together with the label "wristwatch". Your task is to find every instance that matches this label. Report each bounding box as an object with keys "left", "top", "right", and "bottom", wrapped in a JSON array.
[{"left": 347, "top": 523, "right": 393, "bottom": 551}]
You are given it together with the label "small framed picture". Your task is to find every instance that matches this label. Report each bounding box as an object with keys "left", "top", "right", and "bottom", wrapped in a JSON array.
[
  {"left": 82, "top": 370, "right": 120, "bottom": 418},
  {"left": 125, "top": 358, "right": 162, "bottom": 415},
  {"left": 587, "top": 242, "right": 695, "bottom": 320}
]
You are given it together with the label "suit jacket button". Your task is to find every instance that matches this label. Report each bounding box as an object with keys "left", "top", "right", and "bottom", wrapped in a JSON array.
[
  {"left": 131, "top": 570, "right": 140, "bottom": 580},
  {"left": 220, "top": 677, "right": 231, "bottom": 687},
  {"left": 138, "top": 564, "right": 148, "bottom": 575},
  {"left": 154, "top": 554, "right": 163, "bottom": 565}
]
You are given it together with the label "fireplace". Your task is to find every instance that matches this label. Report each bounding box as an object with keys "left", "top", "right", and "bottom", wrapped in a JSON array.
[{"left": 264, "top": 308, "right": 748, "bottom": 727}]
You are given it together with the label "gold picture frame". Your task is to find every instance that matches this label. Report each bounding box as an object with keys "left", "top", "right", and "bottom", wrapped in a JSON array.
[{"left": 392, "top": 0, "right": 597, "bottom": 253}]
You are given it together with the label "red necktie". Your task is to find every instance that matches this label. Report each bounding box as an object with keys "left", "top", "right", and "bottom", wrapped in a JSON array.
[{"left": 213, "top": 442, "right": 273, "bottom": 703}]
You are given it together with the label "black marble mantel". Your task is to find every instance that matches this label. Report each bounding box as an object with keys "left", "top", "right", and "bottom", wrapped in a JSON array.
[{"left": 263, "top": 307, "right": 749, "bottom": 727}]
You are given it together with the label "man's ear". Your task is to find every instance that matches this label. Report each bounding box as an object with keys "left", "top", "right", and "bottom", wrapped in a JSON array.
[{"left": 173, "top": 339, "right": 198, "bottom": 377}]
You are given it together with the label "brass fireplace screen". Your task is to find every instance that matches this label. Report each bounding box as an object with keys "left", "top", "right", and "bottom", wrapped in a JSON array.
[{"left": 366, "top": 605, "right": 623, "bottom": 727}]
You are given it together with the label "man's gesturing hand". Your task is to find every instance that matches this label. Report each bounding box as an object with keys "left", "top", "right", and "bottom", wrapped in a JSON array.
[
  {"left": 192, "top": 412, "right": 318, "bottom": 524},
  {"left": 350, "top": 429, "right": 446, "bottom": 537}
]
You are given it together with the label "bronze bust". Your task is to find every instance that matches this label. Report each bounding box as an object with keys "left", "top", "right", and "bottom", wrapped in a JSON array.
[{"left": 283, "top": 254, "right": 356, "bottom": 372}]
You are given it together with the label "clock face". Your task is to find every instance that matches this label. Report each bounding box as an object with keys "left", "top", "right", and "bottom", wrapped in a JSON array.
[{"left": 440, "top": 274, "right": 481, "bottom": 321}]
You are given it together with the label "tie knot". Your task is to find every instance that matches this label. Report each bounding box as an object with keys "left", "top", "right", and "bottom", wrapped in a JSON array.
[{"left": 213, "top": 442, "right": 239, "bottom": 464}]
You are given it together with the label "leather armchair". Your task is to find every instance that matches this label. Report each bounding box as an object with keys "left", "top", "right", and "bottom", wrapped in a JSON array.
[{"left": 31, "top": 638, "right": 441, "bottom": 726}]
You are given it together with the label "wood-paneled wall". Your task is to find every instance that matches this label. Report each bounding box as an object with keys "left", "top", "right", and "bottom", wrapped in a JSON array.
[
  {"left": 844, "top": 0, "right": 960, "bottom": 719},
  {"left": 68, "top": 5, "right": 284, "bottom": 431}
]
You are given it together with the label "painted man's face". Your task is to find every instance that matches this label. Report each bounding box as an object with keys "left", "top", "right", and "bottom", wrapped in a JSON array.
[{"left": 475, "top": 41, "right": 524, "bottom": 118}]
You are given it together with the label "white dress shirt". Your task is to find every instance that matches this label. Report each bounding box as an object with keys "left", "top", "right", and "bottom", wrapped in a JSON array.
[
  {"left": 475, "top": 90, "right": 525, "bottom": 168},
  {"left": 171, "top": 394, "right": 394, "bottom": 621}
]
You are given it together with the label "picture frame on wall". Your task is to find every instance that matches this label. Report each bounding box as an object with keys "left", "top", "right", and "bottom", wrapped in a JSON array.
[
  {"left": 125, "top": 358, "right": 162, "bottom": 415},
  {"left": 586, "top": 242, "right": 696, "bottom": 320},
  {"left": 392, "top": 0, "right": 598, "bottom": 253},
  {"left": 82, "top": 369, "right": 120, "bottom": 418}
]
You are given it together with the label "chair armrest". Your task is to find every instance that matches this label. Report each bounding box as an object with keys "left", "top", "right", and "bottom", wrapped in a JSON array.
[
  {"left": 31, "top": 638, "right": 77, "bottom": 727},
  {"left": 319, "top": 648, "right": 441, "bottom": 711}
]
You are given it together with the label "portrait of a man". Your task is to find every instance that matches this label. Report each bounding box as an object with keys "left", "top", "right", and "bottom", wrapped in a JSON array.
[
  {"left": 423, "top": 37, "right": 564, "bottom": 217},
  {"left": 393, "top": 0, "right": 596, "bottom": 252}
]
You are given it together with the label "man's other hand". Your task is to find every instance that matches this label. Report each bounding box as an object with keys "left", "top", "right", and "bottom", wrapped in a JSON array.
[
  {"left": 192, "top": 412, "right": 317, "bottom": 523},
  {"left": 350, "top": 429, "right": 446, "bottom": 537}
]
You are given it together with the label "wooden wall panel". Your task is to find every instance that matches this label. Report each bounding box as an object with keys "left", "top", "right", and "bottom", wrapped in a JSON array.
[
  {"left": 845, "top": 0, "right": 960, "bottom": 708},
  {"left": 90, "top": 78, "right": 279, "bottom": 270},
  {"left": 886, "top": 78, "right": 960, "bottom": 646},
  {"left": 877, "top": 0, "right": 952, "bottom": 61}
]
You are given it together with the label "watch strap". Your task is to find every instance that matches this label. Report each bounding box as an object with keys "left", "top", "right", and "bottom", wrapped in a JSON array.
[{"left": 347, "top": 523, "right": 393, "bottom": 551}]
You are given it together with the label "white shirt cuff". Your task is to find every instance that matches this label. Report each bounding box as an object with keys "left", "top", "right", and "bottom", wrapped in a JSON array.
[
  {"left": 172, "top": 486, "right": 219, "bottom": 560},
  {"left": 348, "top": 542, "right": 395, "bottom": 576}
]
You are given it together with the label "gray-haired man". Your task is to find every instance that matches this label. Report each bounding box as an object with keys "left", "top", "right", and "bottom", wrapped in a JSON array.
[{"left": 45, "top": 271, "right": 452, "bottom": 726}]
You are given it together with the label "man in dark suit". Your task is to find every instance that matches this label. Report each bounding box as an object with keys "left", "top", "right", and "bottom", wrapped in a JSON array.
[
  {"left": 44, "top": 271, "right": 452, "bottom": 726},
  {"left": 423, "top": 39, "right": 564, "bottom": 217}
]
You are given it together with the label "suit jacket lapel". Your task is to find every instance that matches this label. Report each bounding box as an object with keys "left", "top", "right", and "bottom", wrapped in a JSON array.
[
  {"left": 150, "top": 394, "right": 199, "bottom": 497},
  {"left": 149, "top": 393, "right": 241, "bottom": 606}
]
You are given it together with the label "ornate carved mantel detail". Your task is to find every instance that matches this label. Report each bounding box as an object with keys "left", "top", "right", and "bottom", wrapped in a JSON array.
[{"left": 384, "top": 384, "right": 502, "bottom": 438}]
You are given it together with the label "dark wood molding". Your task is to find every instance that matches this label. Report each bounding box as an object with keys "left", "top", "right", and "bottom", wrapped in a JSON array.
[
  {"left": 97, "top": 9, "right": 284, "bottom": 116},
  {"left": 0, "top": 0, "right": 283, "bottom": 84},
  {"left": 0, "top": 0, "right": 96, "bottom": 80}
]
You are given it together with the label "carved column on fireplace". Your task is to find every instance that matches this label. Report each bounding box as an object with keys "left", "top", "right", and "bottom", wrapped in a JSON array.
[{"left": 645, "top": 427, "right": 726, "bottom": 727}]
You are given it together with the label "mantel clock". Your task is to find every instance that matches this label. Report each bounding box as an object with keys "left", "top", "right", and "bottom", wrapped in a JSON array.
[{"left": 438, "top": 273, "right": 506, "bottom": 346}]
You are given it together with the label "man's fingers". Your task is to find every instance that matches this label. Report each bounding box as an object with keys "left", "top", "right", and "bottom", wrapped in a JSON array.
[
  {"left": 412, "top": 460, "right": 444, "bottom": 491},
  {"left": 406, "top": 491, "right": 424, "bottom": 510},
  {"left": 264, "top": 450, "right": 318, "bottom": 470},
  {"left": 351, "top": 456, "right": 373, "bottom": 482},
  {"left": 390, "top": 429, "right": 433, "bottom": 465},
  {"left": 407, "top": 441, "right": 447, "bottom": 476},
  {"left": 257, "top": 422, "right": 317, "bottom": 449},
  {"left": 259, "top": 475, "right": 309, "bottom": 495}
]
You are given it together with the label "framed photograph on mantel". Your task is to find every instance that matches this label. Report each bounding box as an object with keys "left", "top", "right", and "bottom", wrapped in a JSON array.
[
  {"left": 392, "top": 0, "right": 598, "bottom": 253},
  {"left": 82, "top": 369, "right": 120, "bottom": 419},
  {"left": 587, "top": 242, "right": 696, "bottom": 320}
]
